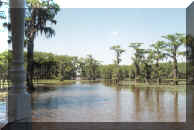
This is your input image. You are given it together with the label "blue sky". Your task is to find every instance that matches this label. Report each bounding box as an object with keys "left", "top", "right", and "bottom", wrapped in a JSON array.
[
  {"left": 24, "top": 8, "right": 186, "bottom": 64},
  {"left": 0, "top": 0, "right": 8, "bottom": 52}
]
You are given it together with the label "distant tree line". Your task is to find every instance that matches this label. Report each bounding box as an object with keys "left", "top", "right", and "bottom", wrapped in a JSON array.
[
  {"left": 0, "top": 37, "right": 186, "bottom": 86},
  {"left": 0, "top": 51, "right": 9, "bottom": 88}
]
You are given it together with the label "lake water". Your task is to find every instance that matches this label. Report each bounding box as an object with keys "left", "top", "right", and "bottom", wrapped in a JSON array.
[
  {"left": 0, "top": 93, "right": 7, "bottom": 128},
  {"left": 31, "top": 82, "right": 186, "bottom": 122},
  {"left": 0, "top": 82, "right": 186, "bottom": 124}
]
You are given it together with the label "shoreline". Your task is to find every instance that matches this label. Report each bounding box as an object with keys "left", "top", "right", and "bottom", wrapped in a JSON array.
[{"left": 32, "top": 79, "right": 186, "bottom": 91}]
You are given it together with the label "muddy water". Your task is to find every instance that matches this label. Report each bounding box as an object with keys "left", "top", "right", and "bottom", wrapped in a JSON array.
[{"left": 31, "top": 82, "right": 186, "bottom": 122}]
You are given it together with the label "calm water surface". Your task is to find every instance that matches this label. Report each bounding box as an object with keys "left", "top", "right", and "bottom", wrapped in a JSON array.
[
  {"left": 32, "top": 82, "right": 186, "bottom": 122},
  {"left": 0, "top": 93, "right": 7, "bottom": 128}
]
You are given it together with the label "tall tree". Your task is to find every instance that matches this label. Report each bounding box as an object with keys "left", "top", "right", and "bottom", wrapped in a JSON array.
[
  {"left": 150, "top": 41, "right": 166, "bottom": 85},
  {"left": 77, "top": 57, "right": 87, "bottom": 79},
  {"left": 25, "top": 0, "right": 59, "bottom": 90},
  {"left": 0, "top": 51, "right": 8, "bottom": 79},
  {"left": 128, "top": 43, "right": 144, "bottom": 84},
  {"left": 162, "top": 33, "right": 185, "bottom": 85},
  {"left": 85, "top": 55, "right": 100, "bottom": 80},
  {"left": 110, "top": 45, "right": 125, "bottom": 83},
  {"left": 138, "top": 49, "right": 153, "bottom": 84},
  {"left": 110, "top": 45, "right": 125, "bottom": 65}
]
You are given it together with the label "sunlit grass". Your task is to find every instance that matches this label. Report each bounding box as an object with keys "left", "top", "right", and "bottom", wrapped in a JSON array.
[
  {"left": 32, "top": 79, "right": 186, "bottom": 92},
  {"left": 33, "top": 79, "right": 76, "bottom": 85},
  {"left": 0, "top": 92, "right": 7, "bottom": 99}
]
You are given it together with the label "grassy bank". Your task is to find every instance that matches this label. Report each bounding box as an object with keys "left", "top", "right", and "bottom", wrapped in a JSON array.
[
  {"left": 33, "top": 79, "right": 76, "bottom": 86},
  {"left": 106, "top": 80, "right": 186, "bottom": 91},
  {"left": 31, "top": 79, "right": 186, "bottom": 91},
  {"left": 0, "top": 92, "right": 7, "bottom": 99}
]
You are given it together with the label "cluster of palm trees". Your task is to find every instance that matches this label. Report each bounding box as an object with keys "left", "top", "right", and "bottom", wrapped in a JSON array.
[{"left": 110, "top": 33, "right": 186, "bottom": 85}]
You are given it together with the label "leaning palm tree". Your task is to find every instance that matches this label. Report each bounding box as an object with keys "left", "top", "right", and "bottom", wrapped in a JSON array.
[
  {"left": 25, "top": 0, "right": 60, "bottom": 90},
  {"left": 162, "top": 33, "right": 185, "bottom": 85}
]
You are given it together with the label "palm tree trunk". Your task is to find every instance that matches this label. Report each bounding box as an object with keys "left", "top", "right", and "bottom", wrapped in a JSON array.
[
  {"left": 135, "top": 74, "right": 137, "bottom": 86},
  {"left": 173, "top": 56, "right": 178, "bottom": 85},
  {"left": 156, "top": 60, "right": 160, "bottom": 85},
  {"left": 157, "top": 78, "right": 160, "bottom": 86},
  {"left": 144, "top": 77, "right": 149, "bottom": 85},
  {"left": 136, "top": 64, "right": 140, "bottom": 76},
  {"left": 27, "top": 39, "right": 35, "bottom": 91}
]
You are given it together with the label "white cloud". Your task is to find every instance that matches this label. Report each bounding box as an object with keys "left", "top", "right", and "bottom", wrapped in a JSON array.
[
  {"left": 0, "top": 32, "right": 8, "bottom": 53},
  {"left": 112, "top": 32, "right": 119, "bottom": 37}
]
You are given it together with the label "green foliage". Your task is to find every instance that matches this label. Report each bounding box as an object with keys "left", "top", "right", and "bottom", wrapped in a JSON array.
[
  {"left": 99, "top": 64, "right": 131, "bottom": 80},
  {"left": 0, "top": 49, "right": 186, "bottom": 84},
  {"left": 148, "top": 41, "right": 167, "bottom": 84},
  {"left": 110, "top": 45, "right": 125, "bottom": 82},
  {"left": 162, "top": 33, "right": 185, "bottom": 84},
  {"left": 110, "top": 45, "right": 125, "bottom": 65},
  {"left": 99, "top": 65, "right": 114, "bottom": 79},
  {"left": 2, "top": 30, "right": 186, "bottom": 85},
  {"left": 162, "top": 33, "right": 185, "bottom": 58},
  {"left": 23, "top": 0, "right": 60, "bottom": 89},
  {"left": 59, "top": 56, "right": 78, "bottom": 80},
  {"left": 0, "top": 51, "right": 8, "bottom": 73},
  {"left": 84, "top": 55, "right": 100, "bottom": 80},
  {"left": 127, "top": 33, "right": 185, "bottom": 84},
  {"left": 25, "top": 0, "right": 60, "bottom": 41},
  {"left": 128, "top": 42, "right": 145, "bottom": 78}
]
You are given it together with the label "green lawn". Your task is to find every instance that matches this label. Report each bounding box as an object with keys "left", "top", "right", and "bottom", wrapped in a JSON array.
[
  {"left": 115, "top": 80, "right": 186, "bottom": 91},
  {"left": 33, "top": 79, "right": 76, "bottom": 85},
  {"left": 0, "top": 79, "right": 185, "bottom": 92}
]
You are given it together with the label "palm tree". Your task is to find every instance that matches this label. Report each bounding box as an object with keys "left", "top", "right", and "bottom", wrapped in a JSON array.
[
  {"left": 128, "top": 43, "right": 144, "bottom": 84},
  {"left": 25, "top": 0, "right": 59, "bottom": 90},
  {"left": 110, "top": 45, "right": 125, "bottom": 65},
  {"left": 150, "top": 41, "right": 167, "bottom": 85},
  {"left": 110, "top": 45, "right": 125, "bottom": 83},
  {"left": 162, "top": 33, "right": 185, "bottom": 85}
]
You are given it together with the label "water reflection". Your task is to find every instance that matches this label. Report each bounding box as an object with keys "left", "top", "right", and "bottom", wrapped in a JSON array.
[
  {"left": 156, "top": 89, "right": 161, "bottom": 120},
  {"left": 134, "top": 88, "right": 140, "bottom": 120},
  {"left": 174, "top": 91, "right": 179, "bottom": 122},
  {"left": 31, "top": 82, "right": 186, "bottom": 122},
  {"left": 115, "top": 87, "right": 121, "bottom": 121},
  {"left": 0, "top": 93, "right": 7, "bottom": 127}
]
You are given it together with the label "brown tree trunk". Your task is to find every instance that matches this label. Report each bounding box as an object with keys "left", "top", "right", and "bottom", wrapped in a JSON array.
[
  {"left": 157, "top": 78, "right": 161, "bottom": 86},
  {"left": 135, "top": 75, "right": 137, "bottom": 86},
  {"left": 135, "top": 63, "right": 140, "bottom": 76},
  {"left": 27, "top": 39, "right": 35, "bottom": 91},
  {"left": 173, "top": 56, "right": 178, "bottom": 85},
  {"left": 156, "top": 60, "right": 160, "bottom": 85},
  {"left": 144, "top": 77, "right": 149, "bottom": 85}
]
